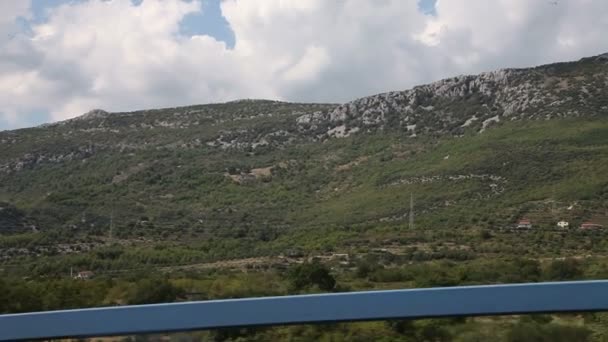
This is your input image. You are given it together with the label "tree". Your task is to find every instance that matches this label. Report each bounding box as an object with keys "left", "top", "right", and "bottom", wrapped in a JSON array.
[
  {"left": 386, "top": 320, "right": 416, "bottom": 337},
  {"left": 479, "top": 229, "right": 492, "bottom": 240},
  {"left": 416, "top": 321, "right": 453, "bottom": 342},
  {"left": 0, "top": 279, "right": 9, "bottom": 313},
  {"left": 507, "top": 322, "right": 591, "bottom": 342},
  {"left": 128, "top": 277, "right": 184, "bottom": 305},
  {"left": 355, "top": 260, "right": 380, "bottom": 279},
  {"left": 287, "top": 261, "right": 336, "bottom": 292},
  {"left": 544, "top": 258, "right": 583, "bottom": 281}
]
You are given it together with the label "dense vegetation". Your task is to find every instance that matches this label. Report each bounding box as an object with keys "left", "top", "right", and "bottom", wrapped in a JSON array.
[
  {"left": 1, "top": 117, "right": 607, "bottom": 265},
  {"left": 2, "top": 256, "right": 607, "bottom": 341}
]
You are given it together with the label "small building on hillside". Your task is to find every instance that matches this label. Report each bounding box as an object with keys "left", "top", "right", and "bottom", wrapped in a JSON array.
[
  {"left": 517, "top": 219, "right": 532, "bottom": 229},
  {"left": 74, "top": 271, "right": 94, "bottom": 280},
  {"left": 580, "top": 222, "right": 603, "bottom": 230},
  {"left": 557, "top": 220, "right": 569, "bottom": 229}
]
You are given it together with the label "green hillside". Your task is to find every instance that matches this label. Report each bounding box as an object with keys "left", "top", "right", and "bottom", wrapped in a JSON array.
[
  {"left": 0, "top": 54, "right": 607, "bottom": 259},
  {"left": 1, "top": 115, "right": 607, "bottom": 265},
  {"left": 1, "top": 53, "right": 608, "bottom": 342}
]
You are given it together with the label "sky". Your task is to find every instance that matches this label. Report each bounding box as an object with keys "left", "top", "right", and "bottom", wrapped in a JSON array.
[{"left": 1, "top": 0, "right": 607, "bottom": 130}]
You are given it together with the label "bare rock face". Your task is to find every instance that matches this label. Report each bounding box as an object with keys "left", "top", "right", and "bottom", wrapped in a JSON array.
[
  {"left": 75, "top": 109, "right": 111, "bottom": 121},
  {"left": 39, "top": 109, "right": 112, "bottom": 128},
  {"left": 296, "top": 53, "right": 608, "bottom": 138},
  {"left": 596, "top": 53, "right": 608, "bottom": 61}
]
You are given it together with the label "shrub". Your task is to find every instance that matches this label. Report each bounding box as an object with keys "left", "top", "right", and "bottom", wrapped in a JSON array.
[
  {"left": 287, "top": 261, "right": 336, "bottom": 292},
  {"left": 544, "top": 258, "right": 583, "bottom": 281},
  {"left": 128, "top": 277, "right": 184, "bottom": 305}
]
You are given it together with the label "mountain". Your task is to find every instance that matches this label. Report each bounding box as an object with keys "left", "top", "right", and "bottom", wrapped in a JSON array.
[
  {"left": 0, "top": 54, "right": 607, "bottom": 258},
  {"left": 319, "top": 52, "right": 608, "bottom": 137}
]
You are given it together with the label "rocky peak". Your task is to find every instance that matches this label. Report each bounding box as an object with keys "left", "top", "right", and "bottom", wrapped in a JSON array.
[
  {"left": 76, "top": 109, "right": 111, "bottom": 121},
  {"left": 596, "top": 52, "right": 608, "bottom": 61}
]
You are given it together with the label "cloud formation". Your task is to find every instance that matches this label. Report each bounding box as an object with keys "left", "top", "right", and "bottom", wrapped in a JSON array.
[{"left": 1, "top": 0, "right": 608, "bottom": 129}]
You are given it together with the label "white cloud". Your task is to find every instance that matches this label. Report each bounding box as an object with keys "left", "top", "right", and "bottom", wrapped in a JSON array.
[
  {"left": 282, "top": 45, "right": 330, "bottom": 82},
  {"left": 1, "top": 0, "right": 608, "bottom": 129},
  {"left": 0, "top": 0, "right": 274, "bottom": 125},
  {"left": 427, "top": 0, "right": 608, "bottom": 71},
  {"left": 0, "top": 1, "right": 30, "bottom": 27}
]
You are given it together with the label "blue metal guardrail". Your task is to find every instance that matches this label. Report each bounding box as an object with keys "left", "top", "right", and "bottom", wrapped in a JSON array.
[{"left": 1, "top": 280, "right": 608, "bottom": 341}]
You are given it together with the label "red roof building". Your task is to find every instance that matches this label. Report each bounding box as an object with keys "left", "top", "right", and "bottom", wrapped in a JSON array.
[
  {"left": 580, "top": 222, "right": 603, "bottom": 230},
  {"left": 517, "top": 219, "right": 532, "bottom": 229}
]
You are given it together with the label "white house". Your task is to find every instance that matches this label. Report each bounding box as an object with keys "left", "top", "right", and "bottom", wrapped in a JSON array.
[
  {"left": 74, "top": 271, "right": 94, "bottom": 280},
  {"left": 557, "top": 220, "right": 569, "bottom": 229}
]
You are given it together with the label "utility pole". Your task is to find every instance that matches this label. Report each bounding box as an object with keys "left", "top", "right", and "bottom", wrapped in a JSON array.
[
  {"left": 552, "top": 187, "right": 558, "bottom": 228},
  {"left": 409, "top": 193, "right": 414, "bottom": 229},
  {"left": 109, "top": 210, "right": 114, "bottom": 240},
  {"left": 552, "top": 187, "right": 556, "bottom": 215}
]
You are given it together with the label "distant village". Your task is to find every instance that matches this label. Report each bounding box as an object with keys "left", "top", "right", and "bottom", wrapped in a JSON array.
[
  {"left": 515, "top": 219, "right": 604, "bottom": 230},
  {"left": 505, "top": 200, "right": 607, "bottom": 231}
]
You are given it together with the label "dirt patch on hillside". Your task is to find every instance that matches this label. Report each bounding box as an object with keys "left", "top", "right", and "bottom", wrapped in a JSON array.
[
  {"left": 225, "top": 166, "right": 273, "bottom": 184},
  {"left": 336, "top": 156, "right": 369, "bottom": 171},
  {"left": 251, "top": 166, "right": 273, "bottom": 177}
]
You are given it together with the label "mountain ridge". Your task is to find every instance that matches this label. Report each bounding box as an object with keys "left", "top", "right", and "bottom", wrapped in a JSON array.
[
  {"left": 2, "top": 52, "right": 605, "bottom": 175},
  {"left": 22, "top": 52, "right": 608, "bottom": 135},
  {"left": 0, "top": 53, "right": 607, "bottom": 251}
]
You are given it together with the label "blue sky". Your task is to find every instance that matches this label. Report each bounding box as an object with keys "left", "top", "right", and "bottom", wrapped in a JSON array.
[{"left": 180, "top": 0, "right": 236, "bottom": 48}]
